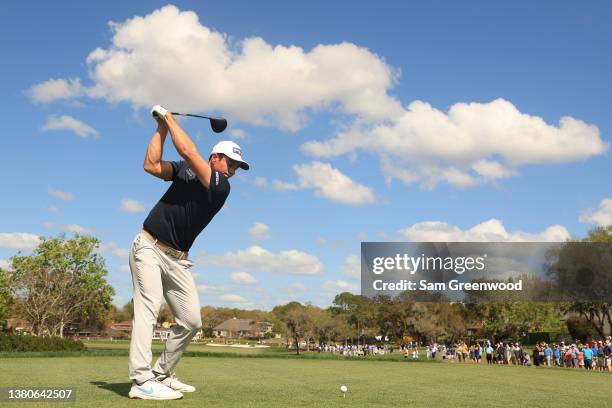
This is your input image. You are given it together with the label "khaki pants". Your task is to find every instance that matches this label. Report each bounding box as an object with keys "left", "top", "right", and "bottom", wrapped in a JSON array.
[{"left": 128, "top": 232, "right": 201, "bottom": 384}]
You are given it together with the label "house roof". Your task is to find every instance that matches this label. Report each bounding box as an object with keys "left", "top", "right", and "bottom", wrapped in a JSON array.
[
  {"left": 213, "top": 318, "right": 273, "bottom": 331},
  {"left": 110, "top": 321, "right": 133, "bottom": 331},
  {"left": 213, "top": 318, "right": 256, "bottom": 332},
  {"left": 6, "top": 318, "right": 32, "bottom": 329}
]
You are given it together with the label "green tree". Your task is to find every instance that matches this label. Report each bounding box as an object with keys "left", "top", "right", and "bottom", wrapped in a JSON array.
[
  {"left": 158, "top": 303, "right": 175, "bottom": 325},
  {"left": 272, "top": 302, "right": 313, "bottom": 354},
  {"left": 309, "top": 307, "right": 350, "bottom": 346},
  {"left": 286, "top": 306, "right": 313, "bottom": 354},
  {"left": 200, "top": 306, "right": 237, "bottom": 337},
  {"left": 8, "top": 234, "right": 115, "bottom": 337},
  {"left": 331, "top": 292, "right": 376, "bottom": 344},
  {"left": 0, "top": 267, "right": 13, "bottom": 329},
  {"left": 586, "top": 225, "right": 612, "bottom": 243},
  {"left": 109, "top": 301, "right": 134, "bottom": 323},
  {"left": 546, "top": 226, "right": 612, "bottom": 338},
  {"left": 475, "top": 302, "right": 565, "bottom": 341}
]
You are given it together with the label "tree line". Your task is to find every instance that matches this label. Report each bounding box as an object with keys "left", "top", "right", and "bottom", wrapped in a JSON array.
[{"left": 0, "top": 227, "right": 610, "bottom": 345}]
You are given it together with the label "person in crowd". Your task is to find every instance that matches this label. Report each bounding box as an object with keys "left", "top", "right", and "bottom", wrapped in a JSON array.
[
  {"left": 583, "top": 343, "right": 593, "bottom": 370},
  {"left": 544, "top": 343, "right": 552, "bottom": 367},
  {"left": 486, "top": 343, "right": 494, "bottom": 364},
  {"left": 511, "top": 343, "right": 522, "bottom": 365},
  {"left": 553, "top": 344, "right": 561, "bottom": 367},
  {"left": 572, "top": 344, "right": 579, "bottom": 368},
  {"left": 564, "top": 345, "right": 573, "bottom": 368},
  {"left": 604, "top": 337, "right": 612, "bottom": 371},
  {"left": 505, "top": 342, "right": 512, "bottom": 365},
  {"left": 533, "top": 343, "right": 542, "bottom": 366}
]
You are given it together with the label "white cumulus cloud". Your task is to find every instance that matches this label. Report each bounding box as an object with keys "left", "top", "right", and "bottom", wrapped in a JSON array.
[
  {"left": 48, "top": 187, "right": 76, "bottom": 201},
  {"left": 0, "top": 233, "right": 42, "bottom": 250},
  {"left": 198, "top": 245, "right": 324, "bottom": 275},
  {"left": 579, "top": 198, "right": 612, "bottom": 227},
  {"left": 302, "top": 99, "right": 607, "bottom": 189},
  {"left": 286, "top": 282, "right": 306, "bottom": 296},
  {"left": 320, "top": 280, "right": 358, "bottom": 294},
  {"left": 41, "top": 115, "right": 99, "bottom": 138},
  {"left": 253, "top": 177, "right": 267, "bottom": 188},
  {"left": 98, "top": 242, "right": 130, "bottom": 258},
  {"left": 219, "top": 294, "right": 248, "bottom": 303},
  {"left": 197, "top": 284, "right": 226, "bottom": 295},
  {"left": 0, "top": 259, "right": 12, "bottom": 271},
  {"left": 28, "top": 5, "right": 605, "bottom": 191},
  {"left": 30, "top": 5, "right": 402, "bottom": 131},
  {"left": 399, "top": 219, "right": 571, "bottom": 242},
  {"left": 228, "top": 128, "right": 246, "bottom": 139},
  {"left": 27, "top": 78, "right": 83, "bottom": 103},
  {"left": 121, "top": 199, "right": 147, "bottom": 214},
  {"left": 341, "top": 254, "right": 361, "bottom": 279},
  {"left": 271, "top": 180, "right": 300, "bottom": 191},
  {"left": 249, "top": 222, "right": 271, "bottom": 240},
  {"left": 43, "top": 222, "right": 91, "bottom": 235},
  {"left": 266, "top": 162, "right": 375, "bottom": 205},
  {"left": 229, "top": 271, "right": 257, "bottom": 285}
]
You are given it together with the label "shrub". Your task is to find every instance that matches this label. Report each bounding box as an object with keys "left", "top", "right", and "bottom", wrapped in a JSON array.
[
  {"left": 565, "top": 317, "right": 596, "bottom": 342},
  {"left": 0, "top": 334, "right": 85, "bottom": 352}
]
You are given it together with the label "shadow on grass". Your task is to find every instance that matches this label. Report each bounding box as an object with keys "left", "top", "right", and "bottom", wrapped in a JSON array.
[{"left": 90, "top": 381, "right": 131, "bottom": 398}]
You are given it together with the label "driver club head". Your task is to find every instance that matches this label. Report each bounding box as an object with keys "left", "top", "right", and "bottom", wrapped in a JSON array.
[{"left": 209, "top": 117, "right": 228, "bottom": 133}]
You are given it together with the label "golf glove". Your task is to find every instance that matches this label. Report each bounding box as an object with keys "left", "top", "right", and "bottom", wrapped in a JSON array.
[{"left": 151, "top": 105, "right": 168, "bottom": 120}]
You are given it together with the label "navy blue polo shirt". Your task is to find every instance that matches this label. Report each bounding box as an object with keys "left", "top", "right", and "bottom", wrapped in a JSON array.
[{"left": 143, "top": 160, "right": 230, "bottom": 251}]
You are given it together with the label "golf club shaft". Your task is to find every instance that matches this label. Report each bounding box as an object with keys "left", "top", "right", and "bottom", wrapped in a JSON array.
[{"left": 171, "top": 112, "right": 213, "bottom": 120}]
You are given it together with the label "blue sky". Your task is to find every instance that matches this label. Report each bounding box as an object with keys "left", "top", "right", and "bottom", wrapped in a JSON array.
[{"left": 1, "top": 1, "right": 610, "bottom": 310}]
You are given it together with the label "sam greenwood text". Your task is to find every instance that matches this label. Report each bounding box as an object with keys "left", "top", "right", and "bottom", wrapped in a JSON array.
[{"left": 372, "top": 279, "right": 523, "bottom": 291}]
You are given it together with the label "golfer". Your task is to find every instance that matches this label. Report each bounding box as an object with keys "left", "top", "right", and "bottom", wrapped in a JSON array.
[{"left": 128, "top": 105, "right": 249, "bottom": 400}]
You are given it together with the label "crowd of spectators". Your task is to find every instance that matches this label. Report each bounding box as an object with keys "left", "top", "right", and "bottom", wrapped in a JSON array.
[
  {"left": 440, "top": 336, "right": 612, "bottom": 371},
  {"left": 316, "top": 343, "right": 394, "bottom": 356},
  {"left": 314, "top": 336, "right": 612, "bottom": 372}
]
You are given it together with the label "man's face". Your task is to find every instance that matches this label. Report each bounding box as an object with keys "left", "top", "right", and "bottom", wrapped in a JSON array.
[{"left": 211, "top": 153, "right": 240, "bottom": 178}]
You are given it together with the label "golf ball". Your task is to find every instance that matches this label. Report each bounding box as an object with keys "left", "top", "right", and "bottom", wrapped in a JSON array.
[{"left": 340, "top": 385, "right": 348, "bottom": 393}]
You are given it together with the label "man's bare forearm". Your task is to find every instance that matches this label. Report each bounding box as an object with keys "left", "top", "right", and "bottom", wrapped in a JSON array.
[
  {"left": 144, "top": 122, "right": 168, "bottom": 170},
  {"left": 162, "top": 112, "right": 212, "bottom": 188},
  {"left": 164, "top": 114, "right": 199, "bottom": 160}
]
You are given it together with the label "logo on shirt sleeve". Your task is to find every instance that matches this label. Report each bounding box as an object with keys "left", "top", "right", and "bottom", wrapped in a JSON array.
[{"left": 186, "top": 168, "right": 196, "bottom": 179}]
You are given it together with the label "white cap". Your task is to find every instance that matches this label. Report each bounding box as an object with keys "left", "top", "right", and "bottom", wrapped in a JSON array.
[{"left": 210, "top": 140, "right": 250, "bottom": 170}]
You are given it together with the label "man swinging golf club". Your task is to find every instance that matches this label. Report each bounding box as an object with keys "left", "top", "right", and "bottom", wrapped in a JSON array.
[{"left": 128, "top": 105, "right": 249, "bottom": 400}]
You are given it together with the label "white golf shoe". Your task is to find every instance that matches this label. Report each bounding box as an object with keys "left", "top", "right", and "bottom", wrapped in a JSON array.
[
  {"left": 158, "top": 374, "right": 196, "bottom": 393},
  {"left": 128, "top": 379, "right": 183, "bottom": 400}
]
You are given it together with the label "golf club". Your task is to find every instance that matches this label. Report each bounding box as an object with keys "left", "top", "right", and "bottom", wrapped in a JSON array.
[{"left": 170, "top": 112, "right": 227, "bottom": 133}]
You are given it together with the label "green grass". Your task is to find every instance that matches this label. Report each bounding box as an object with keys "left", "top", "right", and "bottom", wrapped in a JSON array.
[
  {"left": 0, "top": 352, "right": 609, "bottom": 407},
  {"left": 81, "top": 340, "right": 419, "bottom": 361},
  {"left": 0, "top": 340, "right": 420, "bottom": 362},
  {"left": 86, "top": 340, "right": 270, "bottom": 354}
]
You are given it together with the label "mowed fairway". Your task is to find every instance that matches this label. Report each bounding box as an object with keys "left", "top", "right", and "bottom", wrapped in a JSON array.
[{"left": 1, "top": 354, "right": 610, "bottom": 408}]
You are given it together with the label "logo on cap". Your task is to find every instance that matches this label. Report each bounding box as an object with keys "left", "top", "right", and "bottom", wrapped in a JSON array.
[{"left": 233, "top": 147, "right": 242, "bottom": 156}]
